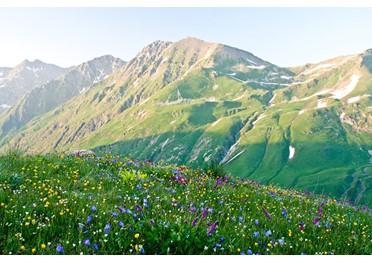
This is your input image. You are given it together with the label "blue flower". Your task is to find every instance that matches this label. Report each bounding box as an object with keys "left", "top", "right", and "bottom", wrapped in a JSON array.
[
  {"left": 218, "top": 200, "right": 223, "bottom": 205},
  {"left": 247, "top": 249, "right": 253, "bottom": 255},
  {"left": 83, "top": 238, "right": 91, "bottom": 246},
  {"left": 265, "top": 229, "right": 272, "bottom": 236},
  {"left": 118, "top": 221, "right": 124, "bottom": 227},
  {"left": 140, "top": 247, "right": 145, "bottom": 254},
  {"left": 136, "top": 184, "right": 142, "bottom": 190},
  {"left": 90, "top": 205, "right": 97, "bottom": 212},
  {"left": 112, "top": 212, "right": 118, "bottom": 217},
  {"left": 278, "top": 239, "right": 285, "bottom": 245},
  {"left": 282, "top": 209, "right": 287, "bottom": 218},
  {"left": 104, "top": 223, "right": 111, "bottom": 235},
  {"left": 56, "top": 244, "right": 64, "bottom": 253},
  {"left": 254, "top": 231, "right": 259, "bottom": 238},
  {"left": 86, "top": 215, "right": 93, "bottom": 224},
  {"left": 219, "top": 238, "right": 226, "bottom": 242},
  {"left": 238, "top": 216, "right": 243, "bottom": 222},
  {"left": 216, "top": 243, "right": 222, "bottom": 248},
  {"left": 240, "top": 252, "right": 246, "bottom": 255},
  {"left": 93, "top": 244, "right": 99, "bottom": 251},
  {"left": 254, "top": 219, "right": 260, "bottom": 225}
]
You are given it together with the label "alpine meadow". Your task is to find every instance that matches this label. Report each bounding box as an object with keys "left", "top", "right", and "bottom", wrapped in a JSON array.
[{"left": 0, "top": 33, "right": 371, "bottom": 255}]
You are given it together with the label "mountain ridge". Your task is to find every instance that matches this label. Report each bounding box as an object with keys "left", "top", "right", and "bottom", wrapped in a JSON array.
[{"left": 0, "top": 37, "right": 371, "bottom": 206}]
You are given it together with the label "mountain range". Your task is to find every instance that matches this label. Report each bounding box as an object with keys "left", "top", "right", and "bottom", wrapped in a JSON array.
[{"left": 0, "top": 37, "right": 371, "bottom": 206}]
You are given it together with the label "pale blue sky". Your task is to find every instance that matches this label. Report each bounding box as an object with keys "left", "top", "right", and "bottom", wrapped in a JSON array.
[{"left": 0, "top": 8, "right": 371, "bottom": 68}]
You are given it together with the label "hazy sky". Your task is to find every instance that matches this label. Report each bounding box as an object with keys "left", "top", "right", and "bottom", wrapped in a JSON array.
[{"left": 0, "top": 8, "right": 371, "bottom": 68}]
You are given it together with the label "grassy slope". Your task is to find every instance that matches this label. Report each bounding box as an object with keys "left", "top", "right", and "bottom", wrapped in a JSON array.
[{"left": 0, "top": 152, "right": 371, "bottom": 255}]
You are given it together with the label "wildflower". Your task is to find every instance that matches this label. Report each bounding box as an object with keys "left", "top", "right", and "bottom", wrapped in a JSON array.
[
  {"left": 118, "top": 221, "right": 124, "bottom": 227},
  {"left": 288, "top": 230, "right": 292, "bottom": 237},
  {"left": 247, "top": 249, "right": 253, "bottom": 255},
  {"left": 32, "top": 248, "right": 36, "bottom": 253},
  {"left": 93, "top": 244, "right": 99, "bottom": 251},
  {"left": 219, "top": 238, "right": 226, "bottom": 242},
  {"left": 278, "top": 239, "right": 285, "bottom": 245},
  {"left": 112, "top": 212, "right": 118, "bottom": 217},
  {"left": 104, "top": 223, "right": 111, "bottom": 235},
  {"left": 83, "top": 239, "right": 91, "bottom": 246},
  {"left": 254, "top": 231, "right": 259, "bottom": 238},
  {"left": 262, "top": 207, "right": 272, "bottom": 220},
  {"left": 202, "top": 209, "right": 208, "bottom": 218},
  {"left": 192, "top": 218, "right": 199, "bottom": 226},
  {"left": 216, "top": 243, "right": 222, "bottom": 248},
  {"left": 150, "top": 219, "right": 155, "bottom": 226},
  {"left": 135, "top": 204, "right": 142, "bottom": 212},
  {"left": 134, "top": 233, "right": 140, "bottom": 239},
  {"left": 86, "top": 216, "right": 93, "bottom": 224},
  {"left": 313, "top": 217, "right": 321, "bottom": 225},
  {"left": 20, "top": 246, "right": 25, "bottom": 251},
  {"left": 265, "top": 230, "right": 272, "bottom": 236},
  {"left": 41, "top": 244, "right": 46, "bottom": 249},
  {"left": 254, "top": 219, "right": 260, "bottom": 225},
  {"left": 90, "top": 205, "right": 97, "bottom": 212},
  {"left": 140, "top": 247, "right": 145, "bottom": 254},
  {"left": 299, "top": 222, "right": 305, "bottom": 230},
  {"left": 240, "top": 252, "right": 246, "bottom": 255},
  {"left": 56, "top": 244, "right": 64, "bottom": 253},
  {"left": 282, "top": 209, "right": 287, "bottom": 218},
  {"left": 238, "top": 216, "right": 243, "bottom": 222},
  {"left": 207, "top": 222, "right": 218, "bottom": 235}
]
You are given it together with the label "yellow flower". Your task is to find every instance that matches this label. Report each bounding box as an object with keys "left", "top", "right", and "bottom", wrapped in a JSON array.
[
  {"left": 237, "top": 248, "right": 241, "bottom": 252},
  {"left": 268, "top": 243, "right": 272, "bottom": 247},
  {"left": 20, "top": 246, "right": 25, "bottom": 251},
  {"left": 41, "top": 244, "right": 46, "bottom": 249},
  {"left": 134, "top": 233, "right": 140, "bottom": 239},
  {"left": 32, "top": 248, "right": 36, "bottom": 253},
  {"left": 0, "top": 203, "right": 4, "bottom": 207}
]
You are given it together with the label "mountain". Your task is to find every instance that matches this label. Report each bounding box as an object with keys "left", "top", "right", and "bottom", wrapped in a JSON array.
[
  {"left": 0, "top": 55, "right": 125, "bottom": 137},
  {"left": 0, "top": 37, "right": 371, "bottom": 206},
  {"left": 0, "top": 59, "right": 71, "bottom": 114}
]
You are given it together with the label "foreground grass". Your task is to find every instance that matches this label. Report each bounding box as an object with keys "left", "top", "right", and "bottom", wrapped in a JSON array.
[{"left": 0, "top": 152, "right": 371, "bottom": 255}]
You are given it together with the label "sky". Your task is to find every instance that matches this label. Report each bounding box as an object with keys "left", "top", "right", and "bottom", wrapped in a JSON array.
[{"left": 0, "top": 7, "right": 372, "bottom": 68}]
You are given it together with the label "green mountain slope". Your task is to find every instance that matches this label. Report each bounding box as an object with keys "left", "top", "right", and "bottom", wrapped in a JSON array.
[{"left": 0, "top": 38, "right": 371, "bottom": 206}]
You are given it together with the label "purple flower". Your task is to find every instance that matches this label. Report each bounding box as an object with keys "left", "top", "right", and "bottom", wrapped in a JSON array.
[
  {"left": 254, "top": 231, "right": 259, "bottom": 238},
  {"left": 93, "top": 244, "right": 99, "bottom": 251},
  {"left": 118, "top": 221, "right": 124, "bottom": 227},
  {"left": 104, "top": 223, "right": 111, "bottom": 235},
  {"left": 192, "top": 217, "right": 199, "bottom": 226},
  {"left": 86, "top": 216, "right": 93, "bottom": 224},
  {"left": 90, "top": 205, "right": 97, "bottom": 212},
  {"left": 238, "top": 216, "right": 243, "bottom": 222},
  {"left": 112, "top": 212, "right": 118, "bottom": 217},
  {"left": 262, "top": 207, "right": 272, "bottom": 220},
  {"left": 117, "top": 206, "right": 125, "bottom": 213},
  {"left": 207, "top": 222, "right": 218, "bottom": 235},
  {"left": 299, "top": 222, "right": 305, "bottom": 230},
  {"left": 219, "top": 238, "right": 226, "bottom": 242},
  {"left": 313, "top": 217, "right": 321, "bottom": 225},
  {"left": 56, "top": 244, "right": 64, "bottom": 253},
  {"left": 150, "top": 219, "right": 155, "bottom": 226},
  {"left": 318, "top": 207, "right": 323, "bottom": 217},
  {"left": 136, "top": 204, "right": 142, "bottom": 212},
  {"left": 202, "top": 209, "right": 208, "bottom": 218},
  {"left": 254, "top": 219, "right": 260, "bottom": 226},
  {"left": 83, "top": 238, "right": 91, "bottom": 246},
  {"left": 247, "top": 249, "right": 253, "bottom": 255},
  {"left": 282, "top": 209, "right": 287, "bottom": 218}
]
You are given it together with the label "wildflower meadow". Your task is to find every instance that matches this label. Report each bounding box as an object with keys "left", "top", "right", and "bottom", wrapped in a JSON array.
[{"left": 0, "top": 151, "right": 371, "bottom": 255}]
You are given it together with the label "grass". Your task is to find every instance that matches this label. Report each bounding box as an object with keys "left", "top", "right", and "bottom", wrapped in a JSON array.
[{"left": 0, "top": 151, "right": 371, "bottom": 255}]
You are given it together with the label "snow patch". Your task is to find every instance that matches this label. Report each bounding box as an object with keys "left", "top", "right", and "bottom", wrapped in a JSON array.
[
  {"left": 316, "top": 100, "right": 327, "bottom": 109},
  {"left": 247, "top": 65, "right": 266, "bottom": 70},
  {"left": 79, "top": 87, "right": 86, "bottom": 94},
  {"left": 26, "top": 66, "right": 42, "bottom": 78},
  {"left": 1, "top": 104, "right": 11, "bottom": 109},
  {"left": 212, "top": 84, "right": 219, "bottom": 91},
  {"left": 211, "top": 118, "right": 222, "bottom": 127},
  {"left": 206, "top": 97, "right": 216, "bottom": 102},
  {"left": 252, "top": 113, "right": 266, "bottom": 126},
  {"left": 289, "top": 146, "right": 295, "bottom": 160},
  {"left": 225, "top": 150, "right": 246, "bottom": 164},
  {"left": 246, "top": 58, "right": 257, "bottom": 65},
  {"left": 139, "top": 97, "right": 150, "bottom": 106},
  {"left": 298, "top": 110, "right": 305, "bottom": 115},
  {"left": 228, "top": 72, "right": 236, "bottom": 76},
  {"left": 269, "top": 94, "right": 276, "bottom": 104},
  {"left": 331, "top": 74, "right": 360, "bottom": 99},
  {"left": 170, "top": 120, "right": 176, "bottom": 125},
  {"left": 233, "top": 94, "right": 245, "bottom": 101},
  {"left": 347, "top": 96, "right": 361, "bottom": 104},
  {"left": 303, "top": 63, "right": 335, "bottom": 75},
  {"left": 280, "top": 75, "right": 293, "bottom": 80}
]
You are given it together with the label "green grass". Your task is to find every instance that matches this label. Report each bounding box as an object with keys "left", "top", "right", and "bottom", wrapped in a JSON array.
[{"left": 0, "top": 151, "right": 371, "bottom": 255}]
